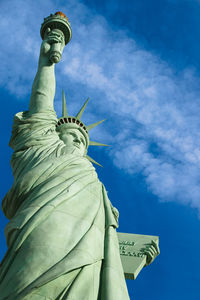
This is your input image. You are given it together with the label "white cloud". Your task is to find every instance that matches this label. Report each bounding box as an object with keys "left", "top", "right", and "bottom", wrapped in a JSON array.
[{"left": 1, "top": 0, "right": 200, "bottom": 212}]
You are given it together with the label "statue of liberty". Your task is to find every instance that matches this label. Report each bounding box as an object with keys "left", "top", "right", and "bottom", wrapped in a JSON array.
[{"left": 0, "top": 12, "right": 159, "bottom": 300}]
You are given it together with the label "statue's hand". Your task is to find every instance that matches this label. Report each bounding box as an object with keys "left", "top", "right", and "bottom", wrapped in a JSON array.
[
  {"left": 140, "top": 240, "right": 160, "bottom": 266},
  {"left": 39, "top": 28, "right": 65, "bottom": 65}
]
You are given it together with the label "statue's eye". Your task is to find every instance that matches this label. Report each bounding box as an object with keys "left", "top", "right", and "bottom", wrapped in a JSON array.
[{"left": 68, "top": 132, "right": 75, "bottom": 137}]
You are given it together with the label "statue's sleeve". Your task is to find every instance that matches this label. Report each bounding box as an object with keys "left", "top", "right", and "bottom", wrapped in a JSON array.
[{"left": 9, "top": 110, "right": 59, "bottom": 151}]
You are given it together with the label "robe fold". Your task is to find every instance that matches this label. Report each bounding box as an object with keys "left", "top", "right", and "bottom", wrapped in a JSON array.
[{"left": 0, "top": 111, "right": 130, "bottom": 300}]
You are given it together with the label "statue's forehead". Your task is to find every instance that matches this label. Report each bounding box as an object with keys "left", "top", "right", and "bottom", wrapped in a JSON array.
[
  {"left": 65, "top": 128, "right": 83, "bottom": 135},
  {"left": 61, "top": 127, "right": 83, "bottom": 135}
]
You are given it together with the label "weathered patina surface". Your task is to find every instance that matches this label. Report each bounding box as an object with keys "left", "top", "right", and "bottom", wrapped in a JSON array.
[
  {"left": 0, "top": 12, "right": 159, "bottom": 300},
  {"left": 0, "top": 13, "right": 130, "bottom": 300}
]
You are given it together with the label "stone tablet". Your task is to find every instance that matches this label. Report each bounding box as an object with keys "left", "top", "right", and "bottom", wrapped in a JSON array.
[{"left": 118, "top": 232, "right": 159, "bottom": 280}]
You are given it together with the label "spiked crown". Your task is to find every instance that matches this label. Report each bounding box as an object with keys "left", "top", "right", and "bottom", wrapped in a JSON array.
[{"left": 56, "top": 91, "right": 108, "bottom": 166}]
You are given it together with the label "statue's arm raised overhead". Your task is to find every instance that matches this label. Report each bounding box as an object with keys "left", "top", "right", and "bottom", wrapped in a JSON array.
[{"left": 29, "top": 28, "right": 65, "bottom": 114}]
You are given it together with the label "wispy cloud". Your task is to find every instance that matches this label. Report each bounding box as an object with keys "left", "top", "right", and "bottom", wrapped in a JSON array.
[{"left": 1, "top": 0, "right": 200, "bottom": 212}]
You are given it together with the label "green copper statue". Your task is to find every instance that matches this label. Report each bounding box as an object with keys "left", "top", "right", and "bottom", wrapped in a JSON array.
[{"left": 0, "top": 12, "right": 159, "bottom": 300}]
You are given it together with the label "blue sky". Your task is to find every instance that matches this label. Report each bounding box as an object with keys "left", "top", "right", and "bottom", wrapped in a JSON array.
[{"left": 0, "top": 0, "right": 200, "bottom": 299}]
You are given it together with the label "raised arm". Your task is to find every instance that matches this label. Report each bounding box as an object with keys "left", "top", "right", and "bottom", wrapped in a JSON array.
[{"left": 29, "top": 29, "right": 65, "bottom": 114}]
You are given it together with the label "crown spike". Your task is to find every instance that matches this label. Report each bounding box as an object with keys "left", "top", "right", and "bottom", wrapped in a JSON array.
[
  {"left": 76, "top": 97, "right": 90, "bottom": 120},
  {"left": 86, "top": 155, "right": 103, "bottom": 167},
  {"left": 62, "top": 90, "right": 68, "bottom": 117},
  {"left": 86, "top": 119, "right": 106, "bottom": 131},
  {"left": 89, "top": 141, "right": 109, "bottom": 147}
]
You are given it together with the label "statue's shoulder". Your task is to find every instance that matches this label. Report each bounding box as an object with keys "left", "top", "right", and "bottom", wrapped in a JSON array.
[{"left": 9, "top": 110, "right": 59, "bottom": 151}]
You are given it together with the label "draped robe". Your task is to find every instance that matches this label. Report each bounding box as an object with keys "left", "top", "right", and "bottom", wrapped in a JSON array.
[{"left": 0, "top": 111, "right": 130, "bottom": 300}]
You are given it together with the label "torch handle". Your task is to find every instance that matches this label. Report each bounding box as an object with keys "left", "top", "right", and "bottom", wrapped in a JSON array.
[{"left": 50, "top": 42, "right": 62, "bottom": 64}]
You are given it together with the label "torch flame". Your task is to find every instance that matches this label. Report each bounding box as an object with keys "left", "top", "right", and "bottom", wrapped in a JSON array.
[{"left": 55, "top": 11, "right": 69, "bottom": 21}]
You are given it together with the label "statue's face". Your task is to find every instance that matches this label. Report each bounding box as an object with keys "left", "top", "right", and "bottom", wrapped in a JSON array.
[{"left": 58, "top": 128, "right": 87, "bottom": 156}]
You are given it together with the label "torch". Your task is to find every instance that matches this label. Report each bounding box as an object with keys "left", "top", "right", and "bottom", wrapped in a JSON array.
[{"left": 40, "top": 11, "right": 72, "bottom": 63}]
